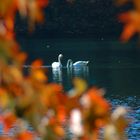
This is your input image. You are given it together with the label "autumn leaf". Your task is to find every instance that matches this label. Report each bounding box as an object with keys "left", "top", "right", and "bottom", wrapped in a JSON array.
[
  {"left": 86, "top": 87, "right": 110, "bottom": 113},
  {"left": 0, "top": 0, "right": 49, "bottom": 39},
  {"left": 15, "top": 52, "right": 27, "bottom": 66},
  {"left": 56, "top": 105, "right": 66, "bottom": 123},
  {"left": 27, "top": 0, "right": 49, "bottom": 31},
  {"left": 104, "top": 106, "right": 129, "bottom": 140},
  {"left": 118, "top": 10, "right": 140, "bottom": 41},
  {"left": 115, "top": 0, "right": 129, "bottom": 6},
  {"left": 16, "top": 0, "right": 27, "bottom": 17},
  {"left": 73, "top": 78, "right": 88, "bottom": 94},
  {"left": 0, "top": 88, "right": 10, "bottom": 109},
  {"left": 53, "top": 125, "right": 65, "bottom": 137},
  {"left": 29, "top": 59, "right": 48, "bottom": 83},
  {"left": 0, "top": 18, "right": 15, "bottom": 40},
  {"left": 68, "top": 78, "right": 88, "bottom": 97},
  {"left": 81, "top": 87, "right": 111, "bottom": 132},
  {"left": 3, "top": 112, "right": 17, "bottom": 132},
  {"left": 37, "top": 0, "right": 49, "bottom": 7},
  {"left": 31, "top": 59, "right": 43, "bottom": 68},
  {"left": 0, "top": 0, "right": 17, "bottom": 40},
  {"left": 17, "top": 131, "right": 34, "bottom": 140},
  {"left": 31, "top": 69, "right": 47, "bottom": 83}
]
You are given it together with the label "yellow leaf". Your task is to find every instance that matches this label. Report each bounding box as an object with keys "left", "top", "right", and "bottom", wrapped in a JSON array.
[{"left": 0, "top": 88, "right": 10, "bottom": 109}]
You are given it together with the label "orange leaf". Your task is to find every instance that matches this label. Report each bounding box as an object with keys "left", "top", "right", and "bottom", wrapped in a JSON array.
[
  {"left": 118, "top": 10, "right": 140, "bottom": 41},
  {"left": 115, "top": 0, "right": 129, "bottom": 6},
  {"left": 57, "top": 105, "right": 66, "bottom": 123},
  {"left": 87, "top": 87, "right": 110, "bottom": 115},
  {"left": 31, "top": 59, "right": 43, "bottom": 68},
  {"left": 120, "top": 24, "right": 136, "bottom": 42},
  {"left": 18, "top": 131, "right": 34, "bottom": 140},
  {"left": 3, "top": 112, "right": 17, "bottom": 132},
  {"left": 16, "top": 52, "right": 27, "bottom": 65},
  {"left": 54, "top": 125, "right": 65, "bottom": 137},
  {"left": 37, "top": 0, "right": 49, "bottom": 7},
  {"left": 0, "top": 88, "right": 10, "bottom": 109}
]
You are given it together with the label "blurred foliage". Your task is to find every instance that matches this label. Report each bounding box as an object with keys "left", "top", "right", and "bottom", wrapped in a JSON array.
[
  {"left": 0, "top": 0, "right": 132, "bottom": 140},
  {"left": 116, "top": 0, "right": 140, "bottom": 42}
]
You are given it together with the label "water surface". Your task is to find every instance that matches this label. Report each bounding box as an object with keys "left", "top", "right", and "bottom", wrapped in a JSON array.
[{"left": 21, "top": 39, "right": 140, "bottom": 139}]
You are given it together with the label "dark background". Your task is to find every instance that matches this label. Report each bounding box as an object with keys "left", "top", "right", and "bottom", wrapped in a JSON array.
[
  {"left": 15, "top": 0, "right": 134, "bottom": 40},
  {"left": 16, "top": 0, "right": 140, "bottom": 66}
]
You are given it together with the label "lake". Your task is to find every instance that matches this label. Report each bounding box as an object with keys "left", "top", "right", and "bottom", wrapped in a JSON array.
[{"left": 21, "top": 38, "right": 140, "bottom": 139}]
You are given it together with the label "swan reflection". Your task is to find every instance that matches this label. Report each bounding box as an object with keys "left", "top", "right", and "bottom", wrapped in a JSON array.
[
  {"left": 67, "top": 59, "right": 73, "bottom": 79},
  {"left": 52, "top": 67, "right": 63, "bottom": 84},
  {"left": 73, "top": 65, "right": 89, "bottom": 80}
]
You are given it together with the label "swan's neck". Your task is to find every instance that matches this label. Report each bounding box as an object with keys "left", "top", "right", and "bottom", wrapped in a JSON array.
[
  {"left": 58, "top": 56, "right": 62, "bottom": 66},
  {"left": 67, "top": 60, "right": 73, "bottom": 68}
]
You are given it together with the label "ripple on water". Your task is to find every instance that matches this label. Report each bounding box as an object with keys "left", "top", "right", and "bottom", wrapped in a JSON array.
[{"left": 107, "top": 95, "right": 140, "bottom": 140}]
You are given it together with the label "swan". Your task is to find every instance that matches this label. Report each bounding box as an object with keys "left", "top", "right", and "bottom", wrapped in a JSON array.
[
  {"left": 51, "top": 54, "right": 63, "bottom": 84},
  {"left": 73, "top": 61, "right": 89, "bottom": 68},
  {"left": 52, "top": 54, "right": 63, "bottom": 69},
  {"left": 66, "top": 59, "right": 89, "bottom": 80},
  {"left": 67, "top": 59, "right": 89, "bottom": 68}
]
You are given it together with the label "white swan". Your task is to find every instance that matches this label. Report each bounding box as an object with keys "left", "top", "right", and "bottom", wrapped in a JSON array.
[
  {"left": 66, "top": 59, "right": 89, "bottom": 80},
  {"left": 67, "top": 60, "right": 89, "bottom": 68},
  {"left": 73, "top": 61, "right": 89, "bottom": 68},
  {"left": 52, "top": 54, "right": 63, "bottom": 69},
  {"left": 51, "top": 54, "right": 63, "bottom": 84}
]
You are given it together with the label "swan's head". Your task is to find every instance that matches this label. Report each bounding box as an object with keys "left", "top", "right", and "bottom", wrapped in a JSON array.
[
  {"left": 58, "top": 54, "right": 63, "bottom": 59},
  {"left": 58, "top": 54, "right": 63, "bottom": 67},
  {"left": 84, "top": 61, "right": 89, "bottom": 65}
]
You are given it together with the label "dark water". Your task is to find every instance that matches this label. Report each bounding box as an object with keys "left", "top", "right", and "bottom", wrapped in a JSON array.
[{"left": 21, "top": 39, "right": 140, "bottom": 139}]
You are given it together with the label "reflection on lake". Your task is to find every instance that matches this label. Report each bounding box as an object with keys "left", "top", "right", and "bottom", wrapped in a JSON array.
[
  {"left": 52, "top": 67, "right": 63, "bottom": 84},
  {"left": 24, "top": 64, "right": 140, "bottom": 140},
  {"left": 51, "top": 64, "right": 89, "bottom": 88},
  {"left": 48, "top": 64, "right": 140, "bottom": 140},
  {"left": 73, "top": 64, "right": 89, "bottom": 80},
  {"left": 107, "top": 95, "right": 140, "bottom": 140}
]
